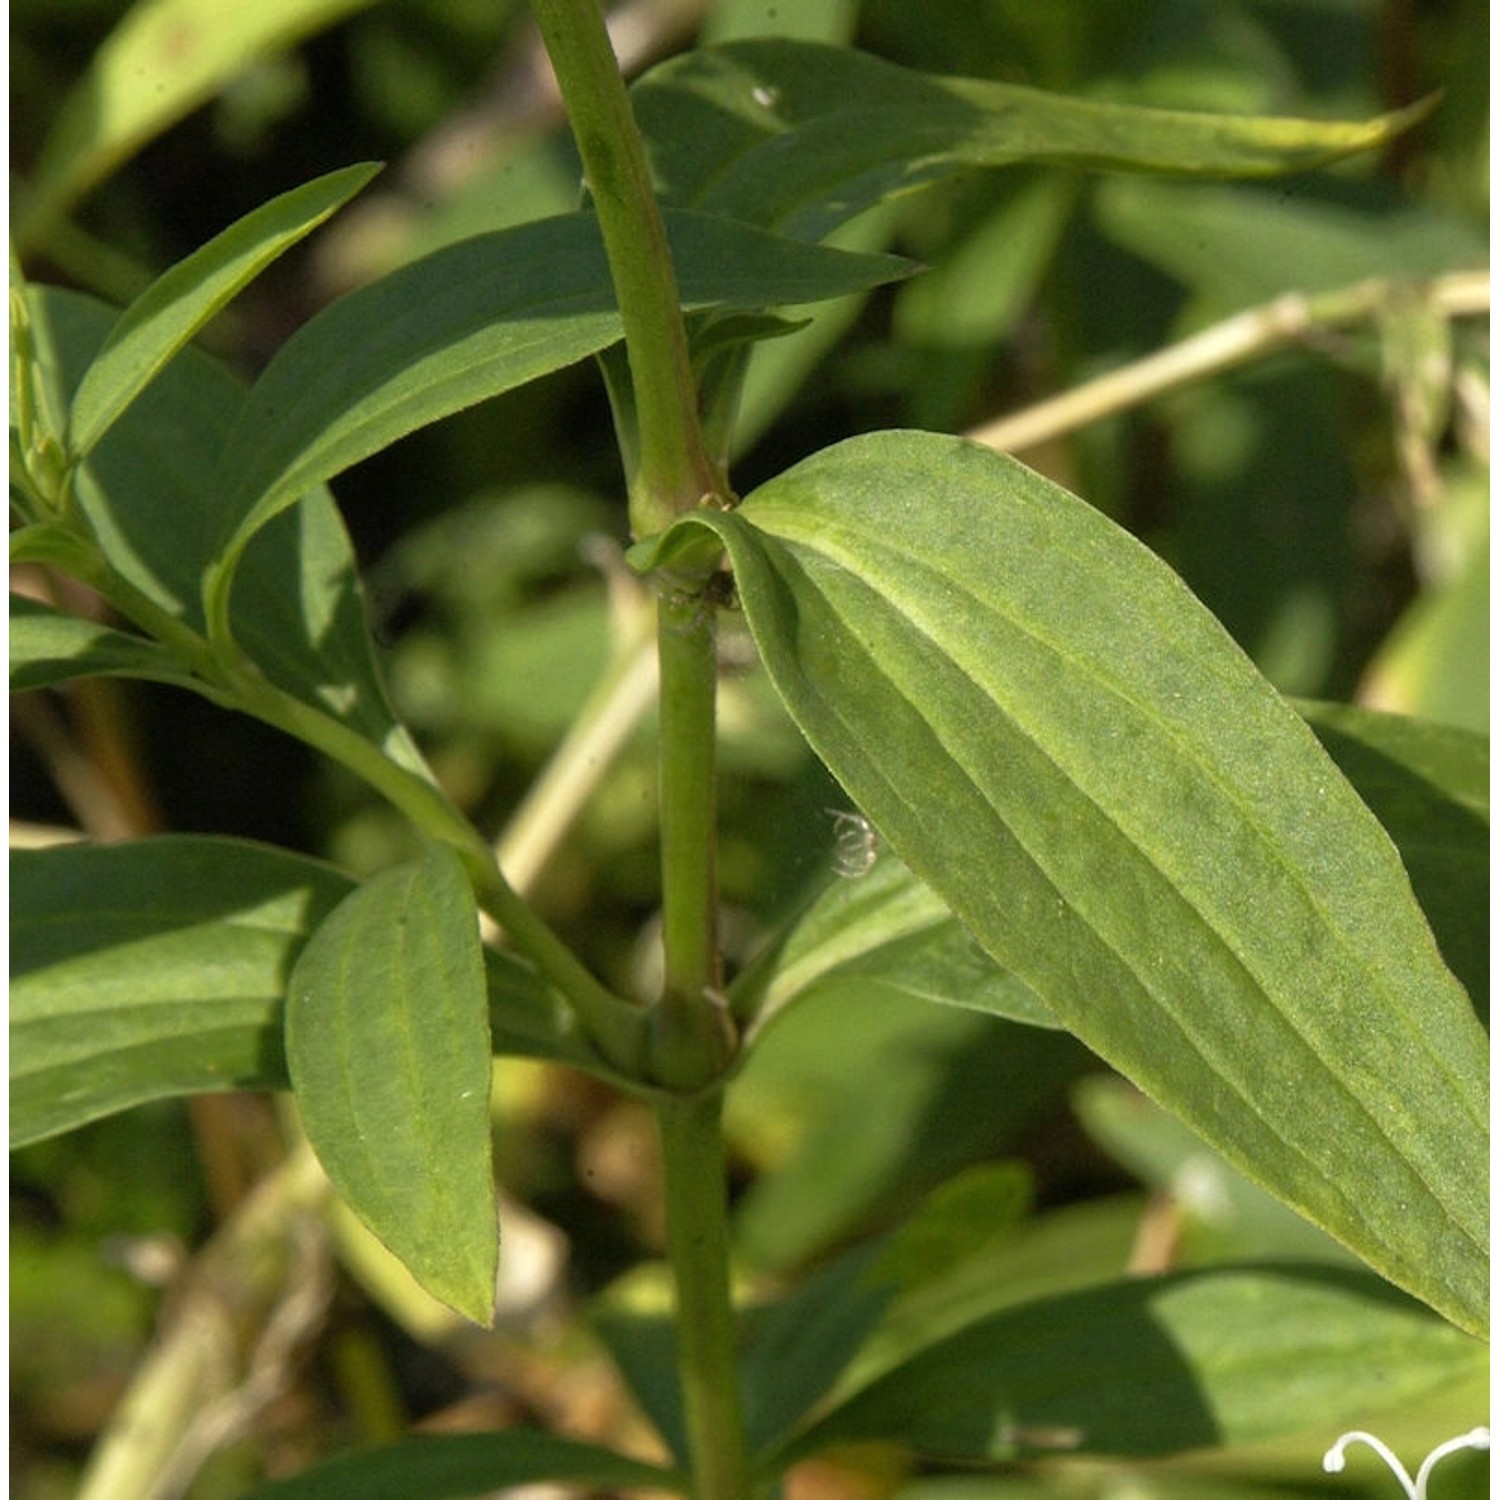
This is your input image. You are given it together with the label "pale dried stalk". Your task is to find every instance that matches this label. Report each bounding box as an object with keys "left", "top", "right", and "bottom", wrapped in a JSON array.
[{"left": 966, "top": 270, "right": 1489, "bottom": 457}]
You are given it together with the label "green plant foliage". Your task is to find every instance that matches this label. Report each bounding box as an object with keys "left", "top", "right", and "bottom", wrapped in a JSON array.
[
  {"left": 630, "top": 39, "right": 1428, "bottom": 239},
  {"left": 646, "top": 430, "right": 1487, "bottom": 1336},
  {"left": 10, "top": 837, "right": 354, "bottom": 1147},
  {"left": 9, "top": 594, "right": 196, "bottom": 693},
  {"left": 240, "top": 1429, "right": 682, "bottom": 1499},
  {"left": 20, "top": 286, "right": 432, "bottom": 771},
  {"left": 9, "top": 3, "right": 1487, "bottom": 1495},
  {"left": 1299, "top": 699, "right": 1488, "bottom": 1012},
  {"left": 776, "top": 1266, "right": 1485, "bottom": 1465},
  {"left": 729, "top": 850, "right": 1059, "bottom": 1035},
  {"left": 286, "top": 843, "right": 498, "bottom": 1324},
  {"left": 204, "top": 209, "right": 914, "bottom": 631},
  {"left": 67, "top": 163, "right": 380, "bottom": 458},
  {"left": 15, "top": 0, "right": 380, "bottom": 246}
]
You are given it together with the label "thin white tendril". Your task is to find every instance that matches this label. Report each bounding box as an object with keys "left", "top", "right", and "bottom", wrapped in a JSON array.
[{"left": 1322, "top": 1427, "right": 1489, "bottom": 1499}]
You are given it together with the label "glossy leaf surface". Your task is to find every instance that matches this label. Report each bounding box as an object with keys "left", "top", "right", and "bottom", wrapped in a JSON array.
[
  {"left": 631, "top": 40, "right": 1426, "bottom": 239},
  {"left": 10, "top": 837, "right": 353, "bottom": 1148},
  {"left": 286, "top": 844, "right": 497, "bottom": 1324},
  {"left": 242, "top": 1430, "right": 680, "bottom": 1500},
  {"left": 204, "top": 209, "right": 912, "bottom": 621},
  {"left": 658, "top": 430, "right": 1487, "bottom": 1336},
  {"left": 67, "top": 164, "right": 380, "bottom": 458},
  {"left": 780, "top": 1266, "right": 1484, "bottom": 1464}
]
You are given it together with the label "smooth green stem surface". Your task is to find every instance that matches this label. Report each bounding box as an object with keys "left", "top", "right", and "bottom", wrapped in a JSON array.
[
  {"left": 656, "top": 1091, "right": 750, "bottom": 1500},
  {"left": 657, "top": 591, "right": 720, "bottom": 1006},
  {"left": 529, "top": 0, "right": 719, "bottom": 535},
  {"left": 647, "top": 588, "right": 734, "bottom": 1089}
]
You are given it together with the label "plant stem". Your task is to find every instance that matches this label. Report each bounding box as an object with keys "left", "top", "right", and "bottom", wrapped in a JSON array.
[
  {"left": 528, "top": 0, "right": 721, "bottom": 536},
  {"left": 656, "top": 1091, "right": 750, "bottom": 1500},
  {"left": 655, "top": 590, "right": 720, "bottom": 1010},
  {"left": 528, "top": 10, "right": 747, "bottom": 1494},
  {"left": 966, "top": 268, "right": 1489, "bottom": 457}
]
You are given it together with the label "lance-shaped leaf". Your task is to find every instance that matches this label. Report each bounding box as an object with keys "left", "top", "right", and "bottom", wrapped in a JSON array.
[
  {"left": 241, "top": 1429, "right": 681, "bottom": 1500},
  {"left": 67, "top": 163, "right": 380, "bottom": 459},
  {"left": 25, "top": 286, "right": 430, "bottom": 774},
  {"left": 630, "top": 39, "right": 1428, "bottom": 240},
  {"left": 729, "top": 851, "right": 1057, "bottom": 1035},
  {"left": 777, "top": 1266, "right": 1485, "bottom": 1465},
  {"left": 286, "top": 844, "right": 497, "bottom": 1325},
  {"left": 202, "top": 209, "right": 912, "bottom": 634},
  {"left": 10, "top": 837, "right": 354, "bottom": 1148},
  {"left": 646, "top": 431, "right": 1487, "bottom": 1337},
  {"left": 9, "top": 593, "right": 196, "bottom": 694}
]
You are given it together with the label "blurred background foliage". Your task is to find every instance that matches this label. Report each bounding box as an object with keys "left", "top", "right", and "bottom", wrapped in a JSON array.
[{"left": 10, "top": 1, "right": 1488, "bottom": 1496}]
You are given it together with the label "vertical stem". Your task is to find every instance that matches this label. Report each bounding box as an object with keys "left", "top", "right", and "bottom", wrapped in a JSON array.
[
  {"left": 528, "top": 8, "right": 746, "bottom": 1493},
  {"left": 656, "top": 1091, "right": 750, "bottom": 1500},
  {"left": 657, "top": 590, "right": 719, "bottom": 1010},
  {"left": 528, "top": 0, "right": 720, "bottom": 536}
]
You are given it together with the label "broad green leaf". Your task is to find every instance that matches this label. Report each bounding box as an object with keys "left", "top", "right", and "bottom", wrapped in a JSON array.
[
  {"left": 8, "top": 834, "right": 608, "bottom": 1147},
  {"left": 23, "top": 286, "right": 428, "bottom": 774},
  {"left": 10, "top": 836, "right": 353, "bottom": 1148},
  {"left": 286, "top": 844, "right": 497, "bottom": 1324},
  {"left": 779, "top": 1266, "right": 1485, "bottom": 1465},
  {"left": 203, "top": 209, "right": 913, "bottom": 631},
  {"left": 15, "top": 0, "right": 378, "bottom": 248},
  {"left": 630, "top": 40, "right": 1427, "bottom": 241},
  {"left": 655, "top": 431, "right": 1487, "bottom": 1336},
  {"left": 9, "top": 594, "right": 195, "bottom": 693},
  {"left": 67, "top": 163, "right": 380, "bottom": 459},
  {"left": 241, "top": 1430, "right": 681, "bottom": 1500},
  {"left": 730, "top": 851, "right": 1058, "bottom": 1035},
  {"left": 1298, "top": 700, "right": 1487, "bottom": 1015}
]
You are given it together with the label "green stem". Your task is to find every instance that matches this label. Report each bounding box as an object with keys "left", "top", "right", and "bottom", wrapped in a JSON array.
[
  {"left": 528, "top": 0, "right": 720, "bottom": 536},
  {"left": 656, "top": 1091, "right": 750, "bottom": 1500}
]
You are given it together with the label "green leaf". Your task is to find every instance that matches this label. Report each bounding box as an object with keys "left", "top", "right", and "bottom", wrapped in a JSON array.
[
  {"left": 67, "top": 163, "right": 380, "bottom": 459},
  {"left": 660, "top": 430, "right": 1487, "bottom": 1336},
  {"left": 8, "top": 834, "right": 603, "bottom": 1148},
  {"left": 10, "top": 837, "right": 354, "bottom": 1148},
  {"left": 241, "top": 1430, "right": 681, "bottom": 1500},
  {"left": 15, "top": 0, "right": 379, "bottom": 248},
  {"left": 780, "top": 1266, "right": 1486, "bottom": 1464},
  {"left": 1298, "top": 700, "right": 1488, "bottom": 1016},
  {"left": 730, "top": 852, "right": 1058, "bottom": 1036},
  {"left": 203, "top": 209, "right": 913, "bottom": 633},
  {"left": 286, "top": 844, "right": 497, "bottom": 1325},
  {"left": 25, "top": 286, "right": 428, "bottom": 774},
  {"left": 631, "top": 39, "right": 1427, "bottom": 240},
  {"left": 9, "top": 593, "right": 195, "bottom": 693}
]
